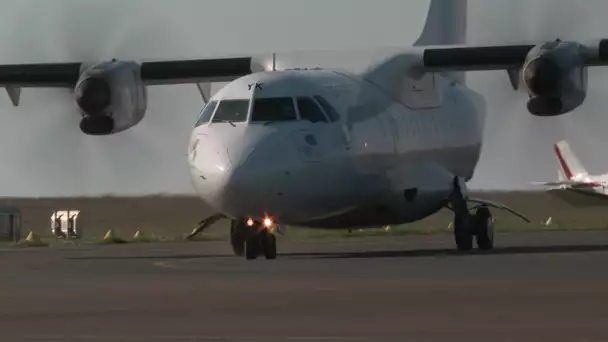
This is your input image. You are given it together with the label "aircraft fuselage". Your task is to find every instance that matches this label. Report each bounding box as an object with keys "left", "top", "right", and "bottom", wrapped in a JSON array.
[{"left": 188, "top": 68, "right": 486, "bottom": 229}]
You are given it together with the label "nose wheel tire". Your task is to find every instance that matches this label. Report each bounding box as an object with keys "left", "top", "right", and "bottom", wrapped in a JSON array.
[
  {"left": 230, "top": 220, "right": 247, "bottom": 256},
  {"left": 263, "top": 232, "right": 277, "bottom": 259},
  {"left": 245, "top": 237, "right": 257, "bottom": 260},
  {"left": 245, "top": 229, "right": 277, "bottom": 260}
]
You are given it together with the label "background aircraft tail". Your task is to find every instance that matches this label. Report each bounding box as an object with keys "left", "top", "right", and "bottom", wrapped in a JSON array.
[
  {"left": 554, "top": 140, "right": 588, "bottom": 180},
  {"left": 414, "top": 0, "right": 467, "bottom": 84},
  {"left": 558, "top": 168, "right": 566, "bottom": 181}
]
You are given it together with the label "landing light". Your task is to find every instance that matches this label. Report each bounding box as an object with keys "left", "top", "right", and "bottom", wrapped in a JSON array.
[
  {"left": 246, "top": 218, "right": 254, "bottom": 227},
  {"left": 263, "top": 217, "right": 273, "bottom": 228}
]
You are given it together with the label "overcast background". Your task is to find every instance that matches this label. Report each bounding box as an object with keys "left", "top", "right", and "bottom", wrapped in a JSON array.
[{"left": 0, "top": 0, "right": 607, "bottom": 197}]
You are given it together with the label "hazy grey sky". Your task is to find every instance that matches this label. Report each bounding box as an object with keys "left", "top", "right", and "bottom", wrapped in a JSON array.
[{"left": 0, "top": 0, "right": 607, "bottom": 197}]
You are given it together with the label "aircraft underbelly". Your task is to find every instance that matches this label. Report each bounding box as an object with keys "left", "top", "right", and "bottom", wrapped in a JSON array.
[
  {"left": 296, "top": 160, "right": 454, "bottom": 228},
  {"left": 299, "top": 189, "right": 448, "bottom": 228}
]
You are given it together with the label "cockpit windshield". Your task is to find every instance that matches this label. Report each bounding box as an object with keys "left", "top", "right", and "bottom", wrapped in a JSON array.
[
  {"left": 211, "top": 99, "right": 250, "bottom": 123},
  {"left": 297, "top": 97, "right": 328, "bottom": 123},
  {"left": 195, "top": 100, "right": 218, "bottom": 127},
  {"left": 251, "top": 97, "right": 297, "bottom": 122}
]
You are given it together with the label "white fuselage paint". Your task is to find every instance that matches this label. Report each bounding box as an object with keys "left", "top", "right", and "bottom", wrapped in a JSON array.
[
  {"left": 555, "top": 174, "right": 608, "bottom": 199},
  {"left": 187, "top": 68, "right": 486, "bottom": 229}
]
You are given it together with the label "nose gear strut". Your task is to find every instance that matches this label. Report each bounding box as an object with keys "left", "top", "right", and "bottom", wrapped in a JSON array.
[{"left": 186, "top": 214, "right": 278, "bottom": 259}]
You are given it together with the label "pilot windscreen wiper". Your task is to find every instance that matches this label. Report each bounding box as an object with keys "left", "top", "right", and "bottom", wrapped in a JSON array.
[{"left": 213, "top": 119, "right": 236, "bottom": 127}]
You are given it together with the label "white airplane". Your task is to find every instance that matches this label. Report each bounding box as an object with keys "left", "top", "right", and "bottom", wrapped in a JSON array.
[
  {"left": 2, "top": 0, "right": 608, "bottom": 259},
  {"left": 533, "top": 140, "right": 608, "bottom": 197}
]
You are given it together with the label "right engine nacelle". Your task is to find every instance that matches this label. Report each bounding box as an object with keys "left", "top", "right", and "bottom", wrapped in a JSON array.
[
  {"left": 522, "top": 41, "right": 588, "bottom": 117},
  {"left": 75, "top": 61, "right": 148, "bottom": 135}
]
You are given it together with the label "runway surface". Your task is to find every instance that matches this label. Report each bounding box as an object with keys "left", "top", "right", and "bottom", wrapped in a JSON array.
[{"left": 1, "top": 231, "right": 608, "bottom": 341}]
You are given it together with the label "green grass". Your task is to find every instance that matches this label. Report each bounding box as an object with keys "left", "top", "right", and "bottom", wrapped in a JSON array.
[
  {"left": 6, "top": 222, "right": 608, "bottom": 249},
  {"left": 2, "top": 191, "right": 608, "bottom": 248}
]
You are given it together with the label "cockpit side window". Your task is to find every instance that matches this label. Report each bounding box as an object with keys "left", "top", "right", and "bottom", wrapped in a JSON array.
[
  {"left": 313, "top": 95, "right": 340, "bottom": 122},
  {"left": 211, "top": 99, "right": 250, "bottom": 123},
  {"left": 296, "top": 97, "right": 328, "bottom": 123},
  {"left": 196, "top": 100, "right": 218, "bottom": 127},
  {"left": 251, "top": 97, "right": 297, "bottom": 122}
]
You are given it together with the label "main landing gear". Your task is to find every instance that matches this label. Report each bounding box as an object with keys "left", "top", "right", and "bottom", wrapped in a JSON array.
[
  {"left": 448, "top": 178, "right": 495, "bottom": 251},
  {"left": 230, "top": 219, "right": 277, "bottom": 260}
]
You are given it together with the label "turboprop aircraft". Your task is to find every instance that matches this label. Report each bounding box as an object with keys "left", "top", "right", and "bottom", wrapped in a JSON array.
[
  {"left": 2, "top": 0, "right": 608, "bottom": 259},
  {"left": 533, "top": 140, "right": 608, "bottom": 199}
]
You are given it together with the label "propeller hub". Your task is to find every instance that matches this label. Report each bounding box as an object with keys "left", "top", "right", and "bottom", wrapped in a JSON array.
[
  {"left": 523, "top": 57, "right": 562, "bottom": 96},
  {"left": 75, "top": 77, "right": 112, "bottom": 114}
]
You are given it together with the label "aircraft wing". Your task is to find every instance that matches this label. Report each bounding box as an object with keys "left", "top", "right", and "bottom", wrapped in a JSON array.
[
  {"left": 531, "top": 180, "right": 590, "bottom": 187},
  {"left": 531, "top": 180, "right": 603, "bottom": 190},
  {"left": 0, "top": 39, "right": 606, "bottom": 89},
  {"left": 421, "top": 40, "right": 608, "bottom": 71},
  {"left": 0, "top": 56, "right": 263, "bottom": 88},
  {"left": 467, "top": 198, "right": 531, "bottom": 223},
  {"left": 417, "top": 39, "right": 608, "bottom": 90}
]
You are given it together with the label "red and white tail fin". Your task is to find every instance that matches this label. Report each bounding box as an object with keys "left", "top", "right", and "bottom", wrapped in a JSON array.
[
  {"left": 558, "top": 168, "right": 566, "bottom": 181},
  {"left": 554, "top": 140, "right": 588, "bottom": 180}
]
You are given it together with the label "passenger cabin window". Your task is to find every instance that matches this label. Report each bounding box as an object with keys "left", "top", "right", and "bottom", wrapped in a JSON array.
[
  {"left": 296, "top": 97, "right": 328, "bottom": 123},
  {"left": 196, "top": 101, "right": 217, "bottom": 127},
  {"left": 313, "top": 95, "right": 340, "bottom": 122},
  {"left": 251, "top": 97, "right": 297, "bottom": 122},
  {"left": 211, "top": 99, "right": 250, "bottom": 123}
]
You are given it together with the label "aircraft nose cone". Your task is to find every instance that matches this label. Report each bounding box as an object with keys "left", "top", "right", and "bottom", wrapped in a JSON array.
[
  {"left": 189, "top": 135, "right": 233, "bottom": 203},
  {"left": 189, "top": 128, "right": 298, "bottom": 219}
]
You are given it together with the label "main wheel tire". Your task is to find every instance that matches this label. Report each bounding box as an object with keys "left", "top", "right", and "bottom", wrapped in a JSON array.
[
  {"left": 230, "top": 220, "right": 247, "bottom": 256},
  {"left": 475, "top": 207, "right": 494, "bottom": 250},
  {"left": 454, "top": 215, "right": 473, "bottom": 251},
  {"left": 262, "top": 232, "right": 277, "bottom": 260}
]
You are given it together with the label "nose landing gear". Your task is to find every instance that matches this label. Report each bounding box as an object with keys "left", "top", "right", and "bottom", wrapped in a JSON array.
[
  {"left": 188, "top": 214, "right": 279, "bottom": 259},
  {"left": 231, "top": 219, "right": 277, "bottom": 260},
  {"left": 245, "top": 228, "right": 277, "bottom": 260}
]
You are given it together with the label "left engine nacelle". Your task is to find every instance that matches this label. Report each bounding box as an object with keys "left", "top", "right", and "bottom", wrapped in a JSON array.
[
  {"left": 522, "top": 41, "right": 588, "bottom": 116},
  {"left": 74, "top": 61, "right": 147, "bottom": 135}
]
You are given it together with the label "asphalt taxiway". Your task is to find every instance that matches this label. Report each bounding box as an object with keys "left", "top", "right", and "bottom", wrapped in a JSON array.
[{"left": 1, "top": 231, "right": 608, "bottom": 341}]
